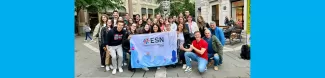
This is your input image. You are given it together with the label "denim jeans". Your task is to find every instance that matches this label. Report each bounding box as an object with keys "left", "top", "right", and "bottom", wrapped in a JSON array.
[
  {"left": 184, "top": 52, "right": 208, "bottom": 73},
  {"left": 208, "top": 53, "right": 220, "bottom": 66},
  {"left": 123, "top": 49, "right": 127, "bottom": 64},
  {"left": 85, "top": 32, "right": 92, "bottom": 40}
]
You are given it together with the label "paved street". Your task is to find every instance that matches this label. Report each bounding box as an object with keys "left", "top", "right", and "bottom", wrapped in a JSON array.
[{"left": 75, "top": 33, "right": 250, "bottom": 78}]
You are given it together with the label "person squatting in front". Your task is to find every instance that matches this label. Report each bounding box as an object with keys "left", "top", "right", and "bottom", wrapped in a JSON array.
[
  {"left": 180, "top": 31, "right": 209, "bottom": 73},
  {"left": 203, "top": 29, "right": 223, "bottom": 71},
  {"left": 105, "top": 21, "right": 127, "bottom": 74}
]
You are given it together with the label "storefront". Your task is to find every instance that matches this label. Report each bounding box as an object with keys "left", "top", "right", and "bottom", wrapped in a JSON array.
[{"left": 231, "top": 0, "right": 244, "bottom": 29}]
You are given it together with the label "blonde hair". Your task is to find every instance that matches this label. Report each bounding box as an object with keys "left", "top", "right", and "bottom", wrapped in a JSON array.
[{"left": 197, "top": 16, "right": 206, "bottom": 29}]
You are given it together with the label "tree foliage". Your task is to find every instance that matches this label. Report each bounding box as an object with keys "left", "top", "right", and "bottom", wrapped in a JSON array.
[{"left": 75, "top": 0, "right": 123, "bottom": 13}]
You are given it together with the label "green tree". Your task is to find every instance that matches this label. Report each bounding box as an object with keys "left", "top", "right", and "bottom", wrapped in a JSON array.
[{"left": 75, "top": 0, "right": 122, "bottom": 35}]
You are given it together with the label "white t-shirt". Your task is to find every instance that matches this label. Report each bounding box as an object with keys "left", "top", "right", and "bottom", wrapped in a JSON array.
[
  {"left": 171, "top": 23, "right": 177, "bottom": 31},
  {"left": 113, "top": 19, "right": 117, "bottom": 27},
  {"left": 177, "top": 32, "right": 185, "bottom": 46},
  {"left": 186, "top": 21, "right": 199, "bottom": 34}
]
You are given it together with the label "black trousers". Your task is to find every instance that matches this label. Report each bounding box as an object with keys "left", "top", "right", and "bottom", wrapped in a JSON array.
[
  {"left": 178, "top": 50, "right": 186, "bottom": 64},
  {"left": 99, "top": 41, "right": 106, "bottom": 66}
]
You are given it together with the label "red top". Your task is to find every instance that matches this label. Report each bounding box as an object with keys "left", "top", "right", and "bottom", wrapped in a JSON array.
[
  {"left": 192, "top": 39, "right": 208, "bottom": 60},
  {"left": 160, "top": 25, "right": 165, "bottom": 31}
]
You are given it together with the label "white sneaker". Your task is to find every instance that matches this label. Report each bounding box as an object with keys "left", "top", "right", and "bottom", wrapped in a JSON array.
[
  {"left": 124, "top": 63, "right": 127, "bottom": 66},
  {"left": 184, "top": 66, "right": 192, "bottom": 72},
  {"left": 157, "top": 67, "right": 161, "bottom": 70},
  {"left": 118, "top": 67, "right": 123, "bottom": 72},
  {"left": 182, "top": 64, "right": 187, "bottom": 69},
  {"left": 112, "top": 69, "right": 117, "bottom": 74},
  {"left": 100, "top": 65, "right": 105, "bottom": 68},
  {"left": 105, "top": 66, "right": 110, "bottom": 71},
  {"left": 110, "top": 65, "right": 113, "bottom": 69},
  {"left": 142, "top": 67, "right": 149, "bottom": 71}
]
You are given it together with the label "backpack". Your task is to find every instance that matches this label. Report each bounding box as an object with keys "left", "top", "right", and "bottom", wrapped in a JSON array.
[{"left": 240, "top": 45, "right": 250, "bottom": 60}]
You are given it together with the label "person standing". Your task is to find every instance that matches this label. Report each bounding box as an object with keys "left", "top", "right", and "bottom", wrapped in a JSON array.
[
  {"left": 224, "top": 16, "right": 230, "bottom": 26},
  {"left": 184, "top": 11, "right": 190, "bottom": 22},
  {"left": 128, "top": 18, "right": 134, "bottom": 27},
  {"left": 156, "top": 14, "right": 161, "bottom": 20},
  {"left": 135, "top": 14, "right": 140, "bottom": 24},
  {"left": 176, "top": 23, "right": 191, "bottom": 69},
  {"left": 209, "top": 21, "right": 225, "bottom": 46},
  {"left": 112, "top": 10, "right": 119, "bottom": 27},
  {"left": 181, "top": 31, "right": 208, "bottom": 73},
  {"left": 83, "top": 22, "right": 92, "bottom": 42},
  {"left": 203, "top": 30, "right": 223, "bottom": 70},
  {"left": 122, "top": 23, "right": 137, "bottom": 71},
  {"left": 142, "top": 15, "right": 148, "bottom": 25},
  {"left": 124, "top": 13, "right": 130, "bottom": 26},
  {"left": 147, "top": 19, "right": 153, "bottom": 27},
  {"left": 102, "top": 19, "right": 114, "bottom": 71},
  {"left": 168, "top": 17, "right": 177, "bottom": 31},
  {"left": 138, "top": 19, "right": 144, "bottom": 28},
  {"left": 150, "top": 24, "right": 162, "bottom": 69},
  {"left": 105, "top": 21, "right": 127, "bottom": 74},
  {"left": 173, "top": 15, "right": 178, "bottom": 24},
  {"left": 93, "top": 14, "right": 109, "bottom": 68},
  {"left": 164, "top": 21, "right": 171, "bottom": 31},
  {"left": 197, "top": 16, "right": 210, "bottom": 38},
  {"left": 159, "top": 18, "right": 165, "bottom": 32},
  {"left": 151, "top": 24, "right": 162, "bottom": 33},
  {"left": 185, "top": 16, "right": 199, "bottom": 41}
]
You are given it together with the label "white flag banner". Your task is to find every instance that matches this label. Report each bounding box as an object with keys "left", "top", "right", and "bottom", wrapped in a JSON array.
[{"left": 130, "top": 31, "right": 178, "bottom": 68}]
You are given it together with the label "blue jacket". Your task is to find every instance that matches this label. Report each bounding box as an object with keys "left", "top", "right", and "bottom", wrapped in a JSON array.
[{"left": 209, "top": 27, "right": 225, "bottom": 46}]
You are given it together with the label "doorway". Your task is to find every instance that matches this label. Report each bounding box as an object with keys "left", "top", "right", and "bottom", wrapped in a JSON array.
[
  {"left": 211, "top": 4, "right": 219, "bottom": 26},
  {"left": 88, "top": 13, "right": 99, "bottom": 33}
]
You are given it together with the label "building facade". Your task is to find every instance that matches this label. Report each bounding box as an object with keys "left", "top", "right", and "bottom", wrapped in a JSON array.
[
  {"left": 132, "top": 0, "right": 159, "bottom": 19},
  {"left": 196, "top": 0, "right": 245, "bottom": 30}
]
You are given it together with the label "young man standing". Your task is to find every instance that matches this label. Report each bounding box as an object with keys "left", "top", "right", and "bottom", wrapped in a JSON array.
[
  {"left": 156, "top": 14, "right": 161, "bottom": 20},
  {"left": 180, "top": 31, "right": 208, "bottom": 73},
  {"left": 203, "top": 30, "right": 223, "bottom": 70},
  {"left": 185, "top": 11, "right": 190, "bottom": 19},
  {"left": 105, "top": 21, "right": 127, "bottom": 74},
  {"left": 113, "top": 10, "right": 119, "bottom": 27},
  {"left": 124, "top": 13, "right": 130, "bottom": 26}
]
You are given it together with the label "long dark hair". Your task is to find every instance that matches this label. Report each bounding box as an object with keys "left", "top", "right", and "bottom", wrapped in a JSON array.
[
  {"left": 159, "top": 18, "right": 164, "bottom": 27},
  {"left": 107, "top": 19, "right": 113, "bottom": 28},
  {"left": 177, "top": 16, "right": 185, "bottom": 25},
  {"left": 100, "top": 14, "right": 109, "bottom": 26},
  {"left": 177, "top": 23, "right": 188, "bottom": 33},
  {"left": 197, "top": 16, "right": 206, "bottom": 29},
  {"left": 142, "top": 24, "right": 151, "bottom": 34},
  {"left": 151, "top": 24, "right": 161, "bottom": 33},
  {"left": 128, "top": 23, "right": 137, "bottom": 34}
]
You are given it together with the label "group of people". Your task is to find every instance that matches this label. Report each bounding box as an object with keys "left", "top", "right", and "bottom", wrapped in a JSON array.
[{"left": 88, "top": 10, "right": 227, "bottom": 74}]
